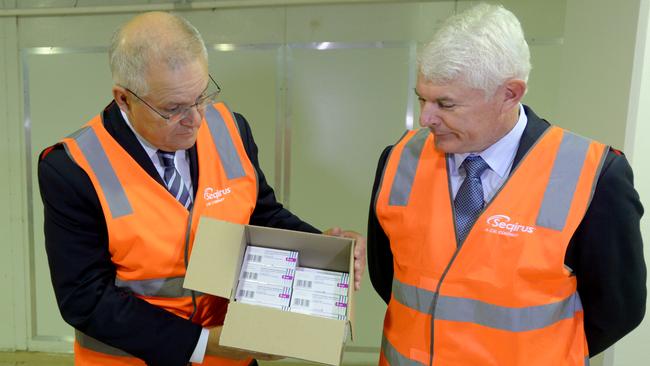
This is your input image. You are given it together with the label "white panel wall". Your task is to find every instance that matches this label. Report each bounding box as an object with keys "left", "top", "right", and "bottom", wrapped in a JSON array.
[
  {"left": 557, "top": 0, "right": 641, "bottom": 148},
  {"left": 617, "top": 0, "right": 650, "bottom": 365}
]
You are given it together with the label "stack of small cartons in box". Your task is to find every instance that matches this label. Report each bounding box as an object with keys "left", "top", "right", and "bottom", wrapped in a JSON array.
[
  {"left": 235, "top": 245, "right": 349, "bottom": 320},
  {"left": 235, "top": 246, "right": 297, "bottom": 310},
  {"left": 290, "top": 267, "right": 349, "bottom": 320}
]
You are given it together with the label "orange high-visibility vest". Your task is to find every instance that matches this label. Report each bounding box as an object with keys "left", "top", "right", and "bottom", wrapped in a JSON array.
[
  {"left": 60, "top": 103, "right": 258, "bottom": 365},
  {"left": 375, "top": 126, "right": 607, "bottom": 366}
]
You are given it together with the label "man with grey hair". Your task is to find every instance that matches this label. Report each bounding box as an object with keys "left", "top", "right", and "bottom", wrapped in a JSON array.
[
  {"left": 38, "top": 11, "right": 366, "bottom": 366},
  {"left": 368, "top": 3, "right": 645, "bottom": 366}
]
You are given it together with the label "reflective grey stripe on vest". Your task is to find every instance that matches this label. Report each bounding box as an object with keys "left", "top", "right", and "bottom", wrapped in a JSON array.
[
  {"left": 115, "top": 276, "right": 199, "bottom": 298},
  {"left": 389, "top": 128, "right": 430, "bottom": 206},
  {"left": 75, "top": 330, "right": 132, "bottom": 357},
  {"left": 536, "top": 131, "right": 592, "bottom": 230},
  {"left": 381, "top": 335, "right": 426, "bottom": 366},
  {"left": 205, "top": 104, "right": 246, "bottom": 180},
  {"left": 66, "top": 126, "right": 133, "bottom": 219},
  {"left": 585, "top": 356, "right": 590, "bottom": 366},
  {"left": 392, "top": 279, "right": 582, "bottom": 332}
]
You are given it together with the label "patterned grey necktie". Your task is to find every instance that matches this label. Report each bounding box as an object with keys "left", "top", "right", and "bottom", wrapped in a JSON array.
[
  {"left": 454, "top": 155, "right": 489, "bottom": 244},
  {"left": 156, "top": 150, "right": 193, "bottom": 209}
]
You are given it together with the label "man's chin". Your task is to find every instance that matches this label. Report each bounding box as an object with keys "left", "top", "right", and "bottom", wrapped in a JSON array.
[
  {"left": 170, "top": 137, "right": 198, "bottom": 151},
  {"left": 433, "top": 135, "right": 460, "bottom": 153}
]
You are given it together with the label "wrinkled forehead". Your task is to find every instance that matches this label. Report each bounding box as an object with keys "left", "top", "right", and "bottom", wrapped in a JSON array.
[
  {"left": 416, "top": 74, "right": 477, "bottom": 98},
  {"left": 142, "top": 59, "right": 209, "bottom": 101}
]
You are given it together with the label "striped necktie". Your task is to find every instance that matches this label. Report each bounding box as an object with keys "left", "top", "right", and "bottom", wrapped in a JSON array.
[
  {"left": 454, "top": 155, "right": 489, "bottom": 244},
  {"left": 156, "top": 150, "right": 193, "bottom": 209}
]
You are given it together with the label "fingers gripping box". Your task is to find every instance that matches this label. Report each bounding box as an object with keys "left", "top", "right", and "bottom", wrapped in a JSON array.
[{"left": 183, "top": 218, "right": 355, "bottom": 366}]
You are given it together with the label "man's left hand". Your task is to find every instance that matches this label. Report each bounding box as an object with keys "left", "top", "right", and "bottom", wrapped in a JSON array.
[{"left": 323, "top": 227, "right": 367, "bottom": 290}]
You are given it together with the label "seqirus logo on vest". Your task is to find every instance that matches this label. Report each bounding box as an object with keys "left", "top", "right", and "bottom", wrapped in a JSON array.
[
  {"left": 203, "top": 186, "right": 232, "bottom": 206},
  {"left": 484, "top": 214, "right": 536, "bottom": 237}
]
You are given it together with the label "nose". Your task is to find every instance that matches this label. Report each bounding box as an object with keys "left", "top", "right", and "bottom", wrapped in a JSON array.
[
  {"left": 419, "top": 102, "right": 441, "bottom": 128},
  {"left": 179, "top": 105, "right": 203, "bottom": 127}
]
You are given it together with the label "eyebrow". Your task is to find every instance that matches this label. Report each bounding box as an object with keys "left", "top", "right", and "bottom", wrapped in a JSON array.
[{"left": 413, "top": 88, "right": 456, "bottom": 103}]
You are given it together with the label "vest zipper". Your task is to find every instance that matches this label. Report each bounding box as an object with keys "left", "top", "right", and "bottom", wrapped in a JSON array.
[{"left": 184, "top": 207, "right": 198, "bottom": 321}]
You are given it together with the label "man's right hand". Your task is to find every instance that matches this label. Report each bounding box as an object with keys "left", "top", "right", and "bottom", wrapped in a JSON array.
[{"left": 206, "top": 326, "right": 284, "bottom": 361}]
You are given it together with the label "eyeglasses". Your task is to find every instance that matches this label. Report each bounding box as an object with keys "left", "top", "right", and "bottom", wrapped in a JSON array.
[{"left": 126, "top": 74, "right": 221, "bottom": 124}]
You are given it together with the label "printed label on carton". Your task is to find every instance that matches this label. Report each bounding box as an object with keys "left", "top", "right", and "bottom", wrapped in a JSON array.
[
  {"left": 244, "top": 246, "right": 299, "bottom": 269},
  {"left": 235, "top": 280, "right": 292, "bottom": 309},
  {"left": 239, "top": 262, "right": 295, "bottom": 287},
  {"left": 293, "top": 267, "right": 349, "bottom": 296},
  {"left": 290, "top": 289, "right": 348, "bottom": 319}
]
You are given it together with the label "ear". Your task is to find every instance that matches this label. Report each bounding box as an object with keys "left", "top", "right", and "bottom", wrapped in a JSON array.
[
  {"left": 501, "top": 79, "right": 527, "bottom": 111},
  {"left": 112, "top": 85, "right": 132, "bottom": 113}
]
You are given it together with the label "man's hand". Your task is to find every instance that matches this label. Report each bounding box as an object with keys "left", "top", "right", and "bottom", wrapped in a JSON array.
[
  {"left": 206, "top": 326, "right": 284, "bottom": 361},
  {"left": 323, "top": 227, "right": 367, "bottom": 290}
]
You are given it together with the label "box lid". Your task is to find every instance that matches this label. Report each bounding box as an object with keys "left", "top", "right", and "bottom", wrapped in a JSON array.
[
  {"left": 183, "top": 217, "right": 245, "bottom": 298},
  {"left": 222, "top": 302, "right": 348, "bottom": 366}
]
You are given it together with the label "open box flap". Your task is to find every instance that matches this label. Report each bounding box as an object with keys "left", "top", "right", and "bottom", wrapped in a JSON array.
[
  {"left": 222, "top": 303, "right": 348, "bottom": 366},
  {"left": 347, "top": 238, "right": 356, "bottom": 342},
  {"left": 183, "top": 217, "right": 245, "bottom": 298}
]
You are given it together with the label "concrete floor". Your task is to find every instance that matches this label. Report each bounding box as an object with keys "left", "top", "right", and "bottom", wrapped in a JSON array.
[
  {"left": 0, "top": 352, "right": 315, "bottom": 366},
  {"left": 0, "top": 351, "right": 73, "bottom": 366}
]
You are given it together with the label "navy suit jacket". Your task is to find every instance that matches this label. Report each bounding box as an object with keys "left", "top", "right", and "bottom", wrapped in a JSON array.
[
  {"left": 367, "top": 105, "right": 646, "bottom": 357},
  {"left": 38, "top": 101, "right": 319, "bottom": 366}
]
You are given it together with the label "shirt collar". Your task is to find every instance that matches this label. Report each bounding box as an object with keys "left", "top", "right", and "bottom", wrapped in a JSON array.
[
  {"left": 120, "top": 109, "right": 160, "bottom": 160},
  {"left": 453, "top": 103, "right": 527, "bottom": 177}
]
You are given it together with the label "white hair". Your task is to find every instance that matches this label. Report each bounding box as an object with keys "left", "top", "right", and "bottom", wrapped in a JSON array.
[
  {"left": 418, "top": 3, "right": 531, "bottom": 96},
  {"left": 108, "top": 12, "right": 208, "bottom": 96}
]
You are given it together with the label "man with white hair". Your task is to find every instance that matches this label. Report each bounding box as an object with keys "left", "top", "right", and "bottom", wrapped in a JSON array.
[
  {"left": 368, "top": 3, "right": 645, "bottom": 365},
  {"left": 38, "top": 11, "right": 366, "bottom": 366}
]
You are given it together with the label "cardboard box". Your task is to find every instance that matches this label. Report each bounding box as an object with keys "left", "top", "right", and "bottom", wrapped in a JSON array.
[{"left": 183, "top": 217, "right": 355, "bottom": 366}]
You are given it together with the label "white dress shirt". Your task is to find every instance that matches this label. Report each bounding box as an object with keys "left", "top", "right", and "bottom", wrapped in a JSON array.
[
  {"left": 448, "top": 104, "right": 528, "bottom": 203},
  {"left": 120, "top": 111, "right": 194, "bottom": 195},
  {"left": 121, "top": 111, "right": 209, "bottom": 363}
]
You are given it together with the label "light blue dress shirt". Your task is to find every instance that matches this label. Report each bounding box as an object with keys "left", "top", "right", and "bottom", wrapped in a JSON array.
[{"left": 448, "top": 104, "right": 528, "bottom": 204}]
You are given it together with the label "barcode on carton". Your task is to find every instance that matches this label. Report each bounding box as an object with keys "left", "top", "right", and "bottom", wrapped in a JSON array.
[
  {"left": 238, "top": 290, "right": 255, "bottom": 299},
  {"left": 247, "top": 254, "right": 262, "bottom": 263},
  {"left": 242, "top": 271, "right": 258, "bottom": 280},
  {"left": 296, "top": 279, "right": 313, "bottom": 288},
  {"left": 293, "top": 298, "right": 310, "bottom": 307}
]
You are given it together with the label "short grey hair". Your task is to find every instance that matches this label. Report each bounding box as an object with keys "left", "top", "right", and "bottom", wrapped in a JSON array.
[
  {"left": 418, "top": 3, "right": 531, "bottom": 96},
  {"left": 108, "top": 12, "right": 208, "bottom": 96}
]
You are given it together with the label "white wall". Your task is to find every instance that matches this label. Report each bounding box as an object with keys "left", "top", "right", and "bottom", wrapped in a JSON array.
[
  {"left": 559, "top": 1, "right": 647, "bottom": 365},
  {"left": 617, "top": 0, "right": 650, "bottom": 364},
  {"left": 557, "top": 0, "right": 641, "bottom": 148}
]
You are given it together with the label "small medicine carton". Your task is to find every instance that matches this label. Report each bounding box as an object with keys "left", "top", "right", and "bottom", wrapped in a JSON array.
[
  {"left": 293, "top": 267, "right": 349, "bottom": 297},
  {"left": 238, "top": 261, "right": 296, "bottom": 288},
  {"left": 243, "top": 245, "right": 298, "bottom": 269},
  {"left": 290, "top": 289, "right": 348, "bottom": 320},
  {"left": 183, "top": 217, "right": 355, "bottom": 366},
  {"left": 235, "top": 280, "right": 292, "bottom": 310}
]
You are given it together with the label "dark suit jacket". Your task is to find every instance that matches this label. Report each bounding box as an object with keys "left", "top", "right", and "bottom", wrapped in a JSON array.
[
  {"left": 38, "top": 101, "right": 319, "bottom": 366},
  {"left": 367, "top": 105, "right": 646, "bottom": 357}
]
